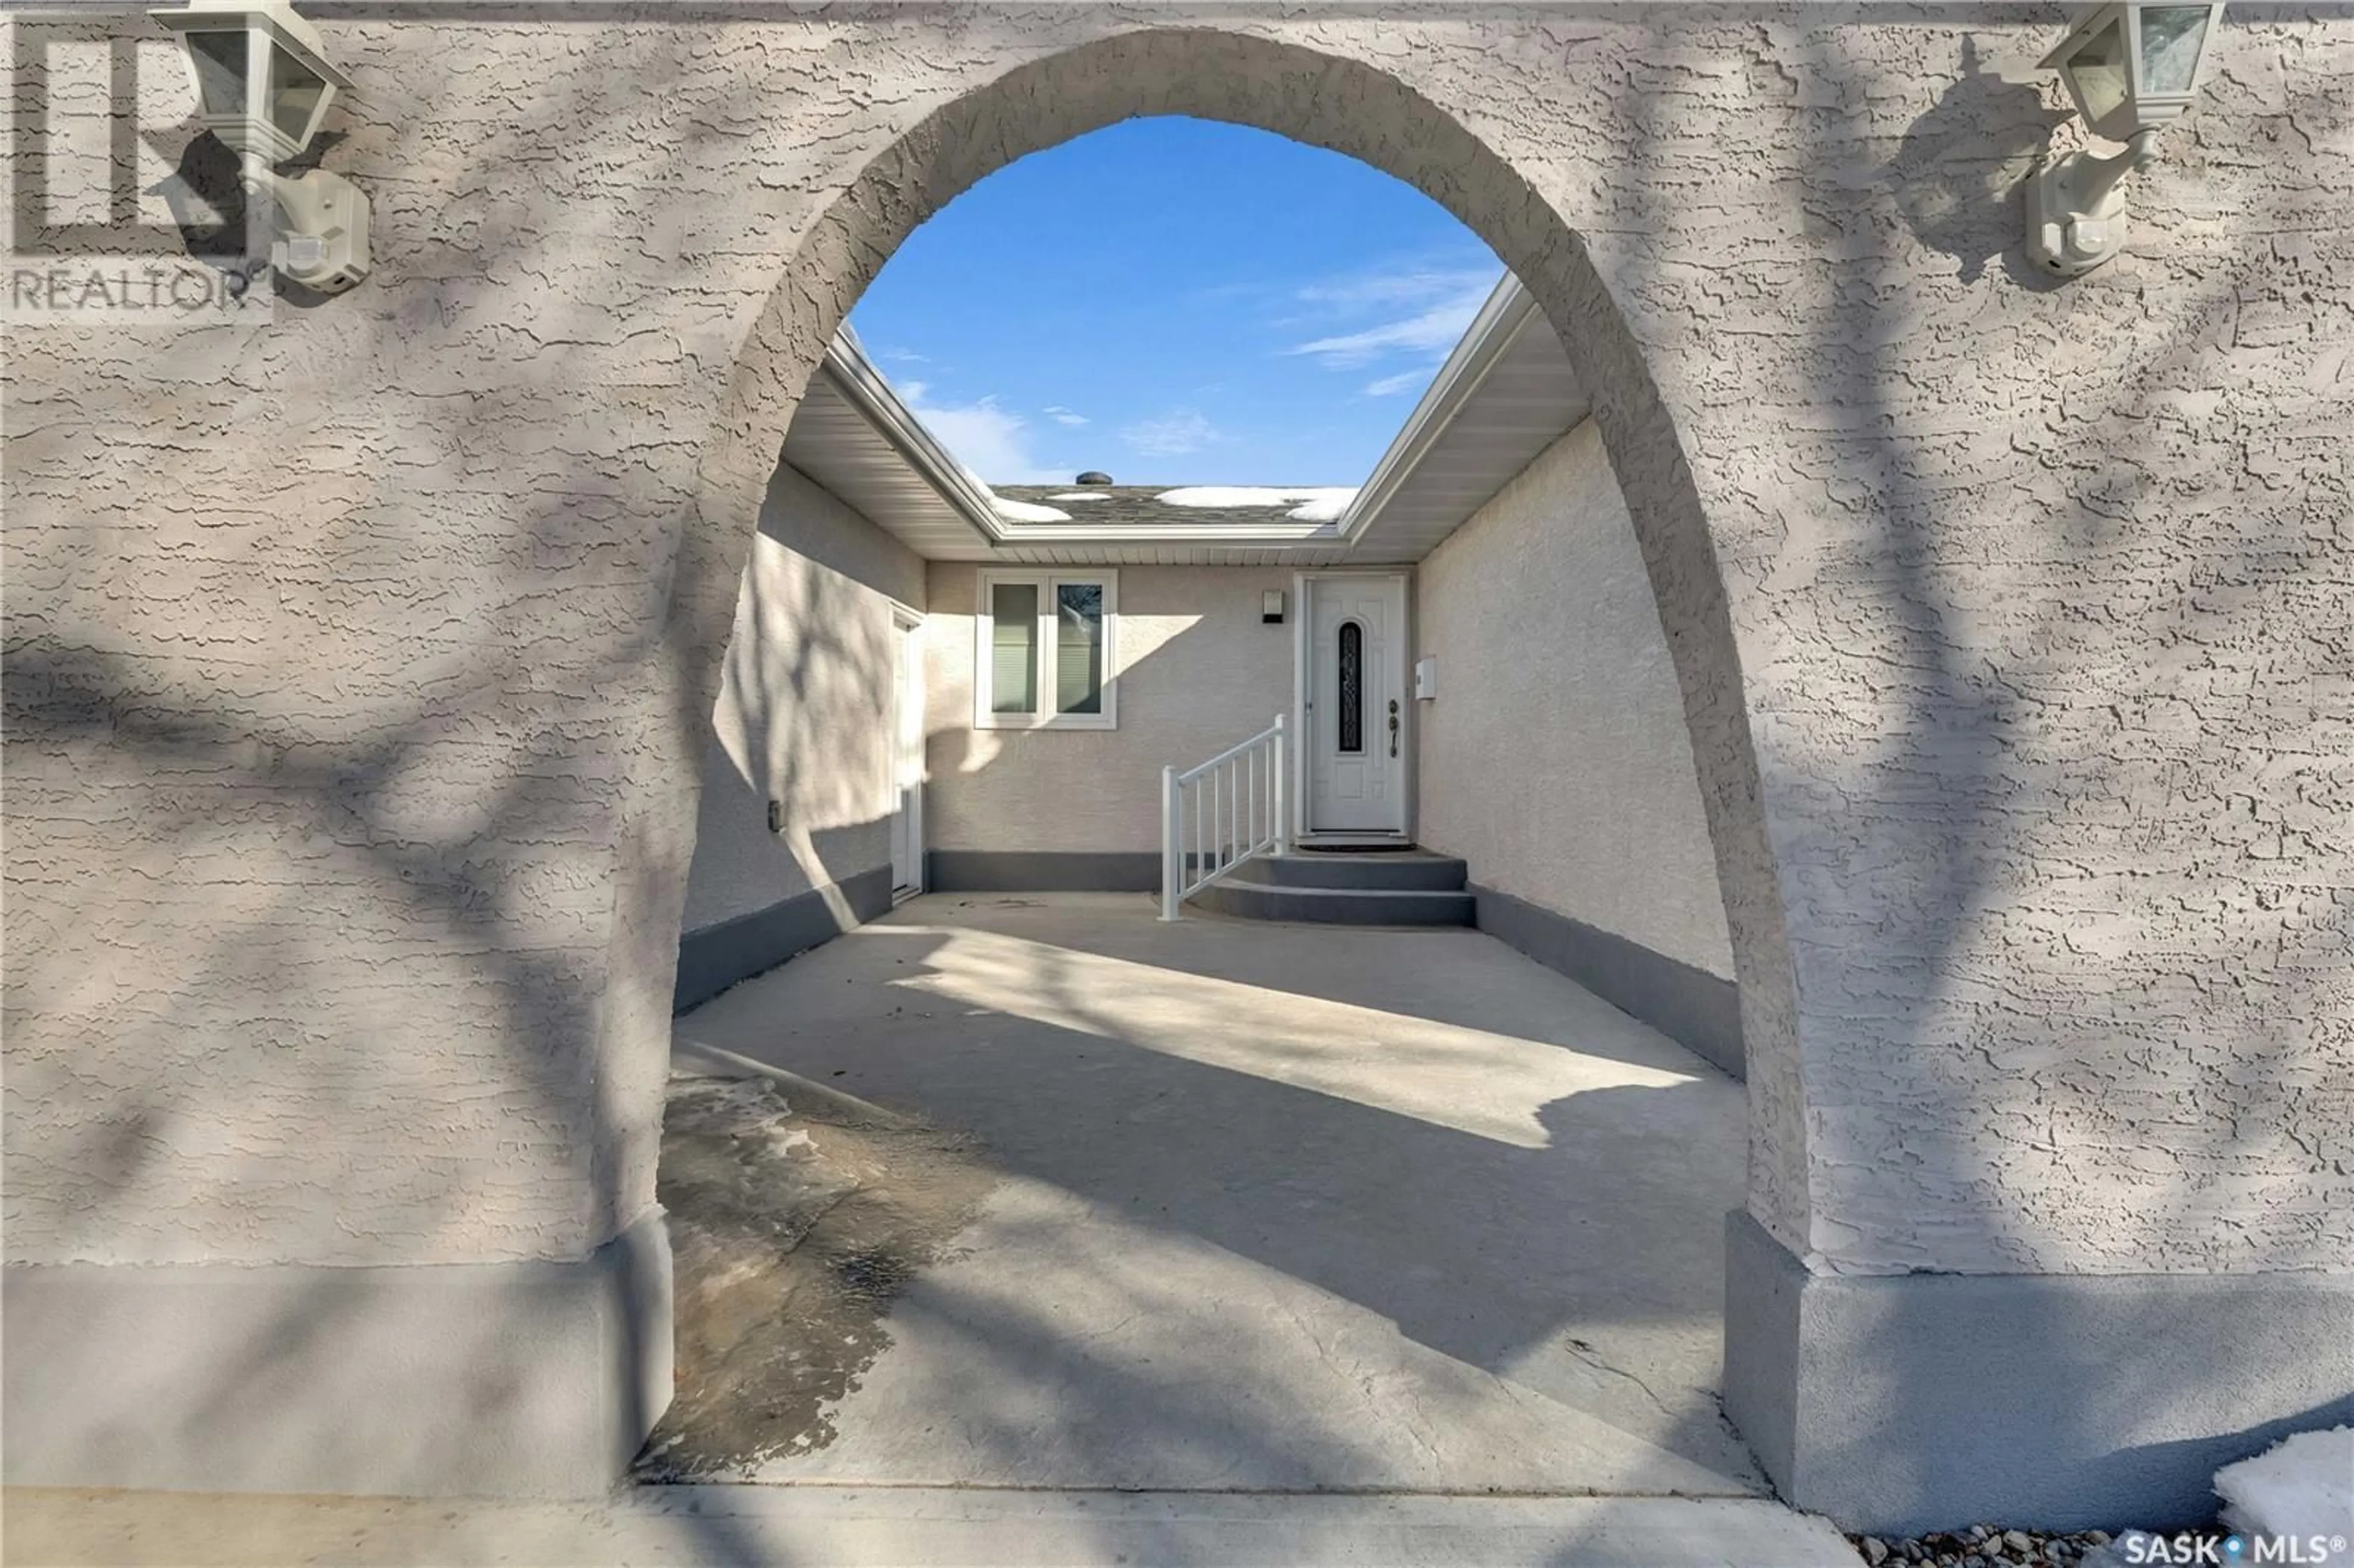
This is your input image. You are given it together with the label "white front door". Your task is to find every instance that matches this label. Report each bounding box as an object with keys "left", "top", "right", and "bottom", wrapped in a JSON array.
[
  {"left": 888, "top": 615, "right": 924, "bottom": 895},
  {"left": 1303, "top": 574, "right": 1407, "bottom": 835}
]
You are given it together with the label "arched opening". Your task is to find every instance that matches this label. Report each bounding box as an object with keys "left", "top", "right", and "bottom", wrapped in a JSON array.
[{"left": 652, "top": 26, "right": 1803, "bottom": 1496}]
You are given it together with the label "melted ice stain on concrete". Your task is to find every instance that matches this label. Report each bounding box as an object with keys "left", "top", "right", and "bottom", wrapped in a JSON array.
[{"left": 633, "top": 1071, "right": 1000, "bottom": 1481}]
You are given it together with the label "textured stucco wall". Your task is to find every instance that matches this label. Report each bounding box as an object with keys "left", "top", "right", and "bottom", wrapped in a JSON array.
[
  {"left": 5, "top": 9, "right": 2347, "bottom": 1285},
  {"left": 1419, "top": 421, "right": 1735, "bottom": 983},
  {"left": 923, "top": 562, "right": 1293, "bottom": 854},
  {"left": 681, "top": 463, "right": 923, "bottom": 935}
]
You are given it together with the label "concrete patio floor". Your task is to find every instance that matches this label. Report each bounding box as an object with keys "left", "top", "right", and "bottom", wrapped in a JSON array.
[
  {"left": 670, "top": 891, "right": 1761, "bottom": 1499},
  {"left": 5, "top": 895, "right": 1866, "bottom": 1568}
]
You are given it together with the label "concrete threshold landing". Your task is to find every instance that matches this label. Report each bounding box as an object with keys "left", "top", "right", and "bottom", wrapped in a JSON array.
[{"left": 4, "top": 1485, "right": 1865, "bottom": 1567}]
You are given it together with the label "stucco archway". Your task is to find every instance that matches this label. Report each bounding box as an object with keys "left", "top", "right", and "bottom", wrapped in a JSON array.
[
  {"left": 12, "top": 4, "right": 2344, "bottom": 1528},
  {"left": 671, "top": 25, "right": 1809, "bottom": 1245}
]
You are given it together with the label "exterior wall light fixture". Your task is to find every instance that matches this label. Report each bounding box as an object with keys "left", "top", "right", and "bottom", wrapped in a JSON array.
[
  {"left": 150, "top": 0, "right": 370, "bottom": 294},
  {"left": 2027, "top": 1, "right": 2225, "bottom": 278}
]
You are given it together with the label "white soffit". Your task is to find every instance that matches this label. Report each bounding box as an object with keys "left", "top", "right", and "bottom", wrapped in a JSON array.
[{"left": 780, "top": 344, "right": 1000, "bottom": 563}]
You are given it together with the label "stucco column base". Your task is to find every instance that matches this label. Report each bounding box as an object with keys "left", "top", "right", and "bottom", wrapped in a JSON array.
[
  {"left": 1721, "top": 1212, "right": 2354, "bottom": 1537},
  {"left": 2, "top": 1208, "right": 672, "bottom": 1498}
]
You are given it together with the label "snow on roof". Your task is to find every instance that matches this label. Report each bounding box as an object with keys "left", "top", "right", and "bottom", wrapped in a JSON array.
[
  {"left": 987, "top": 484, "right": 1358, "bottom": 530},
  {"left": 1154, "top": 485, "right": 1358, "bottom": 523},
  {"left": 1281, "top": 492, "right": 1355, "bottom": 524},
  {"left": 989, "top": 495, "right": 1073, "bottom": 523}
]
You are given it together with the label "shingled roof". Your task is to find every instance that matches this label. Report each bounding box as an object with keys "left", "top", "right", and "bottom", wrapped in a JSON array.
[{"left": 988, "top": 484, "right": 1358, "bottom": 529}]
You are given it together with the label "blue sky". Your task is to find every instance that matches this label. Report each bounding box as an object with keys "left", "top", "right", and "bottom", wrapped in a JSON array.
[{"left": 847, "top": 116, "right": 1504, "bottom": 488}]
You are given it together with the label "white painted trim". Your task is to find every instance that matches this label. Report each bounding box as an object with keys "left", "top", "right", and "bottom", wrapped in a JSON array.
[
  {"left": 972, "top": 567, "right": 1119, "bottom": 732},
  {"left": 889, "top": 606, "right": 926, "bottom": 897},
  {"left": 1383, "top": 572, "right": 1412, "bottom": 836},
  {"left": 1290, "top": 571, "right": 1310, "bottom": 845}
]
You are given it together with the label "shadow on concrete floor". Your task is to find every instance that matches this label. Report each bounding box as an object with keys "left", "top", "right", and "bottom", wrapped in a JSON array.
[{"left": 669, "top": 892, "right": 1759, "bottom": 1496}]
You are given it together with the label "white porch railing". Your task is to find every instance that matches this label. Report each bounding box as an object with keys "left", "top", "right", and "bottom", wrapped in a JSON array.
[{"left": 1160, "top": 713, "right": 1288, "bottom": 921}]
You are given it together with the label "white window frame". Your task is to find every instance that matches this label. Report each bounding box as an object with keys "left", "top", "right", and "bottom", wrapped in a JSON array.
[{"left": 974, "top": 568, "right": 1119, "bottom": 731}]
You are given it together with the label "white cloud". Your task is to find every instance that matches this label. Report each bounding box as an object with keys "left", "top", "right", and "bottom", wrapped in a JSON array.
[
  {"left": 1282, "top": 259, "right": 1505, "bottom": 397},
  {"left": 1294, "top": 265, "right": 1499, "bottom": 313},
  {"left": 1364, "top": 368, "right": 1431, "bottom": 398},
  {"left": 1284, "top": 287, "right": 1490, "bottom": 368},
  {"left": 877, "top": 346, "right": 931, "bottom": 364},
  {"left": 1122, "top": 409, "right": 1219, "bottom": 458},
  {"left": 1045, "top": 406, "right": 1089, "bottom": 427},
  {"left": 896, "top": 383, "right": 1062, "bottom": 484}
]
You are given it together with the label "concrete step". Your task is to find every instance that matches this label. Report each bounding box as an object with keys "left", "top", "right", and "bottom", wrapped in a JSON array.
[
  {"left": 1228, "top": 849, "right": 1469, "bottom": 892},
  {"left": 1195, "top": 877, "right": 1474, "bottom": 926}
]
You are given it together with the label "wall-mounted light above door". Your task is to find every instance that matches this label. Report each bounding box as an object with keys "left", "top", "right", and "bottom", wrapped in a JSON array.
[
  {"left": 150, "top": 0, "right": 371, "bottom": 294},
  {"left": 2026, "top": 2, "right": 2226, "bottom": 278}
]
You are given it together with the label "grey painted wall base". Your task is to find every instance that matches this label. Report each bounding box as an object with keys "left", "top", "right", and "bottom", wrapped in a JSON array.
[
  {"left": 1471, "top": 885, "right": 1743, "bottom": 1079},
  {"left": 674, "top": 864, "right": 895, "bottom": 1013},
  {"left": 927, "top": 849, "right": 1160, "bottom": 892},
  {"left": 2, "top": 1207, "right": 672, "bottom": 1498},
  {"left": 1721, "top": 1210, "right": 2354, "bottom": 1536}
]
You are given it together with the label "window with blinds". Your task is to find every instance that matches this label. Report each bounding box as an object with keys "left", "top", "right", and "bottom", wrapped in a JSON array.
[{"left": 989, "top": 581, "right": 1038, "bottom": 715}]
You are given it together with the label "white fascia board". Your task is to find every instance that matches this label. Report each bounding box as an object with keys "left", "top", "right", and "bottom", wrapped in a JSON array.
[
  {"left": 818, "top": 327, "right": 1007, "bottom": 547},
  {"left": 989, "top": 521, "right": 1339, "bottom": 546},
  {"left": 1331, "top": 273, "right": 1539, "bottom": 547}
]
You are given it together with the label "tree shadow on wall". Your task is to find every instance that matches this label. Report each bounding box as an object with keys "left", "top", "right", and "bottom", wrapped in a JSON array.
[
  {"left": 1796, "top": 14, "right": 2354, "bottom": 1536},
  {"left": 1886, "top": 39, "right": 2071, "bottom": 287}
]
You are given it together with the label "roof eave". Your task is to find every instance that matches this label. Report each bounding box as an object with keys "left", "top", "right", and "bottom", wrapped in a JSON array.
[
  {"left": 990, "top": 522, "right": 1340, "bottom": 546},
  {"left": 818, "top": 325, "right": 1009, "bottom": 547},
  {"left": 1331, "top": 273, "right": 1538, "bottom": 547}
]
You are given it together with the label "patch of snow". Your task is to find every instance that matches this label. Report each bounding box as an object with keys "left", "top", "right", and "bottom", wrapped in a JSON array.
[
  {"left": 991, "top": 496, "right": 1073, "bottom": 523},
  {"left": 1048, "top": 491, "right": 1111, "bottom": 501},
  {"left": 1153, "top": 486, "right": 1359, "bottom": 523},
  {"left": 1284, "top": 491, "right": 1358, "bottom": 524},
  {"left": 2215, "top": 1426, "right": 2354, "bottom": 1541}
]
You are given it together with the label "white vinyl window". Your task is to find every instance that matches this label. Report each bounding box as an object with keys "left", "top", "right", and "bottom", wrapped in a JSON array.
[{"left": 975, "top": 569, "right": 1118, "bottom": 730}]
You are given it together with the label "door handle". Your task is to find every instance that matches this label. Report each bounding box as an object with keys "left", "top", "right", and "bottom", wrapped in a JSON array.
[{"left": 1388, "top": 698, "right": 1400, "bottom": 758}]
